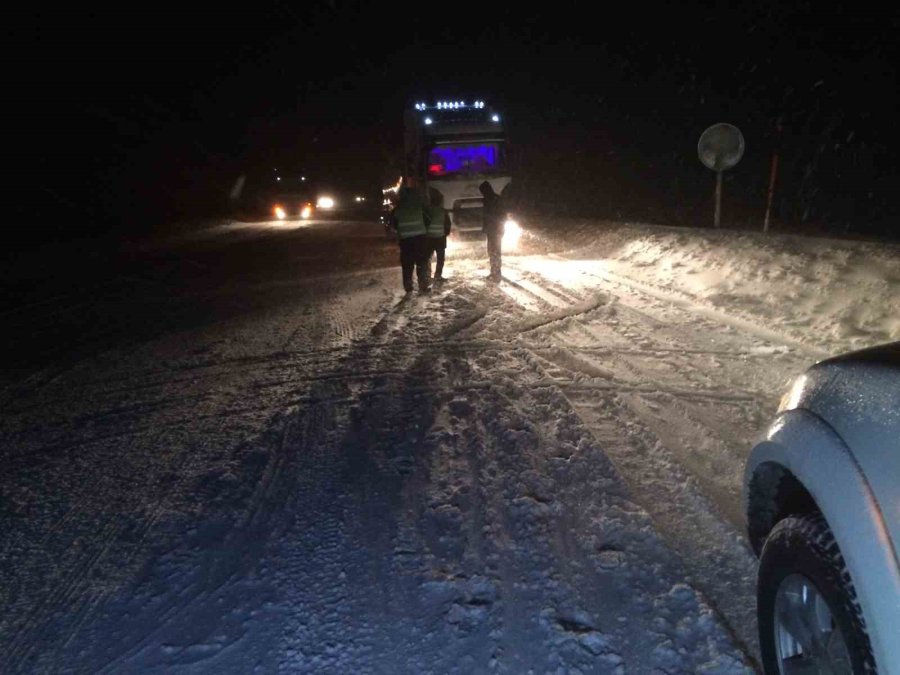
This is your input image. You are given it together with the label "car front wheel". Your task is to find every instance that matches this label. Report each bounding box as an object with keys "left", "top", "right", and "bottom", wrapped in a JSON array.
[{"left": 757, "top": 514, "right": 876, "bottom": 674}]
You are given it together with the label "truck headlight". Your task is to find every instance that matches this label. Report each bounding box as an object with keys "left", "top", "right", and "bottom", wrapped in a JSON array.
[{"left": 503, "top": 218, "right": 522, "bottom": 249}]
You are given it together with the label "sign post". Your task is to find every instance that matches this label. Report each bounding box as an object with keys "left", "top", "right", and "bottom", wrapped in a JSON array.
[{"left": 698, "top": 123, "right": 745, "bottom": 228}]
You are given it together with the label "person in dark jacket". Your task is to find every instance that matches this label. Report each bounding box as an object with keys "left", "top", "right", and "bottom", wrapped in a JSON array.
[
  {"left": 424, "top": 188, "right": 452, "bottom": 284},
  {"left": 390, "top": 186, "right": 431, "bottom": 294},
  {"left": 479, "top": 181, "right": 505, "bottom": 281}
]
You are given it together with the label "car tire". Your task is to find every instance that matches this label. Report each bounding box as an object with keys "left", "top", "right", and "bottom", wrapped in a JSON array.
[{"left": 758, "top": 514, "right": 876, "bottom": 674}]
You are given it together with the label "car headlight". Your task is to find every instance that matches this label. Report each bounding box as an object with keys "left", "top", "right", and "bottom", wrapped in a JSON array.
[
  {"left": 274, "top": 205, "right": 286, "bottom": 220},
  {"left": 777, "top": 374, "right": 808, "bottom": 412},
  {"left": 301, "top": 204, "right": 312, "bottom": 219}
]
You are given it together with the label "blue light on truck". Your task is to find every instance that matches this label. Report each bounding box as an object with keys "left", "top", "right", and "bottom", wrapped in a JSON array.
[{"left": 428, "top": 144, "right": 498, "bottom": 174}]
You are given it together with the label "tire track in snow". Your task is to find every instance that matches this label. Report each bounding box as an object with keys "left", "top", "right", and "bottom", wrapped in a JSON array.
[
  {"left": 0, "top": 279, "right": 399, "bottom": 673},
  {"left": 514, "top": 345, "right": 762, "bottom": 666},
  {"left": 329, "top": 309, "right": 356, "bottom": 345},
  {"left": 4, "top": 427, "right": 239, "bottom": 671},
  {"left": 580, "top": 265, "right": 829, "bottom": 359},
  {"left": 54, "top": 294, "right": 402, "bottom": 673},
  {"left": 493, "top": 259, "right": 812, "bottom": 668},
  {"left": 510, "top": 266, "right": 587, "bottom": 306}
]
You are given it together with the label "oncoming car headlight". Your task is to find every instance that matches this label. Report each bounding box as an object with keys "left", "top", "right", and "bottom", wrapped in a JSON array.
[
  {"left": 273, "top": 205, "right": 287, "bottom": 220},
  {"left": 301, "top": 204, "right": 313, "bottom": 219}
]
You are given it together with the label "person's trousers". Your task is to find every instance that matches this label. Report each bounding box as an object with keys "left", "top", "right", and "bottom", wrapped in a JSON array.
[
  {"left": 486, "top": 232, "right": 502, "bottom": 279},
  {"left": 428, "top": 237, "right": 447, "bottom": 279},
  {"left": 399, "top": 236, "right": 430, "bottom": 291}
]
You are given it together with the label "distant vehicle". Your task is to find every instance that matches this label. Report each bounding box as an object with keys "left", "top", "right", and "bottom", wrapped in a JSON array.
[
  {"left": 233, "top": 168, "right": 316, "bottom": 221},
  {"left": 403, "top": 99, "right": 511, "bottom": 233},
  {"left": 743, "top": 341, "right": 900, "bottom": 674},
  {"left": 380, "top": 199, "right": 395, "bottom": 240},
  {"left": 380, "top": 179, "right": 401, "bottom": 239}
]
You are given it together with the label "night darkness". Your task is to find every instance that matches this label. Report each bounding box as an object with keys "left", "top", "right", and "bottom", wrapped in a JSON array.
[
  {"left": 5, "top": 5, "right": 900, "bottom": 669},
  {"left": 7, "top": 1, "right": 898, "bottom": 247}
]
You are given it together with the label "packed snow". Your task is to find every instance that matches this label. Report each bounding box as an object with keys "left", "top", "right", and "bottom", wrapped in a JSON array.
[{"left": 2, "top": 215, "right": 897, "bottom": 673}]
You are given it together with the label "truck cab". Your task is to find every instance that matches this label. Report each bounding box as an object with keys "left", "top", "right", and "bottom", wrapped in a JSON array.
[{"left": 404, "top": 100, "right": 511, "bottom": 232}]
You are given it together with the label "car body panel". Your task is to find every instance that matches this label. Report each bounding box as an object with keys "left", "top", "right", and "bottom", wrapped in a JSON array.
[
  {"left": 745, "top": 341, "right": 900, "bottom": 672},
  {"left": 781, "top": 344, "right": 900, "bottom": 563},
  {"left": 746, "top": 408, "right": 900, "bottom": 672}
]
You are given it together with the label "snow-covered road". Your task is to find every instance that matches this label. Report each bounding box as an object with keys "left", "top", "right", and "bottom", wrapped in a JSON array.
[{"left": 3, "top": 216, "right": 897, "bottom": 673}]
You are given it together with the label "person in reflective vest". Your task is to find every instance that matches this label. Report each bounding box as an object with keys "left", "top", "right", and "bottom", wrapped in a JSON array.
[
  {"left": 390, "top": 186, "right": 431, "bottom": 294},
  {"left": 425, "top": 189, "right": 452, "bottom": 284}
]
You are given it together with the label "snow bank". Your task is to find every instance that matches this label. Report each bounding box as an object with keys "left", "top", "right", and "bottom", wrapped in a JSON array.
[{"left": 522, "top": 216, "right": 900, "bottom": 354}]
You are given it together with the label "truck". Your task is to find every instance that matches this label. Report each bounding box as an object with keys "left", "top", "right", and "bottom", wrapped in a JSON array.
[
  {"left": 232, "top": 167, "right": 316, "bottom": 221},
  {"left": 402, "top": 99, "right": 511, "bottom": 232}
]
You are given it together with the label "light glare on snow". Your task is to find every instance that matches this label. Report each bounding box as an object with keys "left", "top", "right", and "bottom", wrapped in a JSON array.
[{"left": 502, "top": 218, "right": 522, "bottom": 250}]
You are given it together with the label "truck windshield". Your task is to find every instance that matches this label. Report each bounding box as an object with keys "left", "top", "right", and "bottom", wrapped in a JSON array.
[{"left": 427, "top": 142, "right": 505, "bottom": 177}]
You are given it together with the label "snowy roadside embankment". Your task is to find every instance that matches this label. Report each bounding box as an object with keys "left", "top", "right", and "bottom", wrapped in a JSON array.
[{"left": 522, "top": 217, "right": 900, "bottom": 356}]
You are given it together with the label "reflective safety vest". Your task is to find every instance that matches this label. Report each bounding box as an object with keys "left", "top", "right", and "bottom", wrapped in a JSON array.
[
  {"left": 394, "top": 204, "right": 427, "bottom": 239},
  {"left": 425, "top": 206, "right": 447, "bottom": 238}
]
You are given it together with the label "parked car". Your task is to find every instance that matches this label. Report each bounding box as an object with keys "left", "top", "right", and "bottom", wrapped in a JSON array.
[{"left": 744, "top": 341, "right": 900, "bottom": 674}]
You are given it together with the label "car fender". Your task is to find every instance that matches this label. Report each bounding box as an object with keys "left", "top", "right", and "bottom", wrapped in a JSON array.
[{"left": 745, "top": 408, "right": 900, "bottom": 673}]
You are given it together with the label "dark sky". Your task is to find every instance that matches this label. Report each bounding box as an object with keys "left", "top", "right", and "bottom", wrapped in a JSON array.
[{"left": 6, "top": 1, "right": 897, "bottom": 240}]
